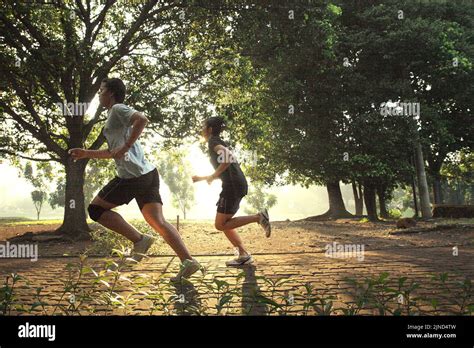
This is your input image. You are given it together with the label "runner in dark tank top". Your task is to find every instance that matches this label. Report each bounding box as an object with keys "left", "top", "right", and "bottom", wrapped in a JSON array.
[{"left": 192, "top": 116, "right": 272, "bottom": 267}]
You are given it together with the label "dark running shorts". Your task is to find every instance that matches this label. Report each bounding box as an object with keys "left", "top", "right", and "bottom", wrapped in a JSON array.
[
  {"left": 216, "top": 191, "right": 245, "bottom": 215},
  {"left": 98, "top": 168, "right": 163, "bottom": 210}
]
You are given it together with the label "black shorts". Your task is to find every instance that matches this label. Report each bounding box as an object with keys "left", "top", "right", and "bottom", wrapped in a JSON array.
[
  {"left": 216, "top": 191, "right": 245, "bottom": 215},
  {"left": 98, "top": 168, "right": 163, "bottom": 210}
]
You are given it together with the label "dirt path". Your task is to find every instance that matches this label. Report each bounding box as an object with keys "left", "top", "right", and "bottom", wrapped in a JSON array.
[
  {"left": 0, "top": 223, "right": 61, "bottom": 241},
  {"left": 1, "top": 219, "right": 473, "bottom": 257},
  {"left": 1, "top": 219, "right": 472, "bottom": 315}
]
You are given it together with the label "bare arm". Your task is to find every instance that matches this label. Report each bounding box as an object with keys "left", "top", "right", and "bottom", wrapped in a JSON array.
[
  {"left": 68, "top": 148, "right": 112, "bottom": 160},
  {"left": 69, "top": 112, "right": 149, "bottom": 161},
  {"left": 124, "top": 112, "right": 148, "bottom": 148},
  {"left": 211, "top": 144, "right": 232, "bottom": 178},
  {"left": 192, "top": 144, "right": 232, "bottom": 184}
]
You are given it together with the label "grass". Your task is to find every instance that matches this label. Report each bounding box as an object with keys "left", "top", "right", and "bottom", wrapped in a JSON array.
[
  {"left": 435, "top": 218, "right": 474, "bottom": 225},
  {"left": 0, "top": 217, "right": 33, "bottom": 224},
  {"left": 0, "top": 216, "right": 216, "bottom": 227},
  {"left": 1, "top": 219, "right": 64, "bottom": 226}
]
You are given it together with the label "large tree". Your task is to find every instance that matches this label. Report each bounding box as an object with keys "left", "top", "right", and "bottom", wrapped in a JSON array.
[
  {"left": 204, "top": 0, "right": 473, "bottom": 222},
  {"left": 0, "top": 0, "right": 233, "bottom": 238},
  {"left": 340, "top": 0, "right": 474, "bottom": 218}
]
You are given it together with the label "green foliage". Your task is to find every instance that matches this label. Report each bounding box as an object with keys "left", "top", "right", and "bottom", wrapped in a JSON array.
[
  {"left": 31, "top": 190, "right": 46, "bottom": 220},
  {"left": 23, "top": 162, "right": 50, "bottom": 219},
  {"left": 388, "top": 185, "right": 416, "bottom": 213},
  {"left": 0, "top": 273, "right": 23, "bottom": 315},
  {"left": 222, "top": 2, "right": 351, "bottom": 186},
  {"left": 0, "top": 1, "right": 236, "bottom": 232},
  {"left": 2, "top": 252, "right": 473, "bottom": 316},
  {"left": 86, "top": 228, "right": 133, "bottom": 256},
  {"left": 198, "top": 1, "right": 474, "bottom": 216},
  {"left": 203, "top": 277, "right": 239, "bottom": 315},
  {"left": 155, "top": 148, "right": 195, "bottom": 219},
  {"left": 1, "top": 0, "right": 472, "bottom": 225},
  {"left": 86, "top": 221, "right": 160, "bottom": 256},
  {"left": 440, "top": 149, "right": 474, "bottom": 204},
  {"left": 431, "top": 272, "right": 473, "bottom": 315},
  {"left": 388, "top": 208, "right": 402, "bottom": 219}
]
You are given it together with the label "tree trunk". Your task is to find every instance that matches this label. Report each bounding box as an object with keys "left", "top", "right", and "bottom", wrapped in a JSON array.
[
  {"left": 326, "top": 181, "right": 353, "bottom": 218},
  {"left": 56, "top": 158, "right": 91, "bottom": 240},
  {"left": 363, "top": 182, "right": 378, "bottom": 221},
  {"left": 427, "top": 155, "right": 445, "bottom": 205},
  {"left": 432, "top": 175, "right": 444, "bottom": 205},
  {"left": 305, "top": 181, "right": 354, "bottom": 220},
  {"left": 34, "top": 200, "right": 41, "bottom": 220},
  {"left": 456, "top": 181, "right": 464, "bottom": 204},
  {"left": 414, "top": 142, "right": 433, "bottom": 218},
  {"left": 409, "top": 155, "right": 419, "bottom": 217},
  {"left": 352, "top": 181, "right": 364, "bottom": 216},
  {"left": 377, "top": 186, "right": 389, "bottom": 219}
]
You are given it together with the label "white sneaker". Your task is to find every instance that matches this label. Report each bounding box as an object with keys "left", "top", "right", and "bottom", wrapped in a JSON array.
[
  {"left": 259, "top": 209, "right": 271, "bottom": 238},
  {"left": 132, "top": 234, "right": 155, "bottom": 262},
  {"left": 170, "top": 258, "right": 201, "bottom": 282},
  {"left": 226, "top": 254, "right": 253, "bottom": 267}
]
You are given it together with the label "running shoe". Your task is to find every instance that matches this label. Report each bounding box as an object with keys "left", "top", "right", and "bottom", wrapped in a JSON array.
[
  {"left": 226, "top": 254, "right": 253, "bottom": 267},
  {"left": 170, "top": 258, "right": 201, "bottom": 282},
  {"left": 132, "top": 234, "right": 155, "bottom": 262}
]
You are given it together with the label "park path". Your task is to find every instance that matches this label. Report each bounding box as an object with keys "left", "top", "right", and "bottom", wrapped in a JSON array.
[{"left": 1, "top": 244, "right": 473, "bottom": 315}]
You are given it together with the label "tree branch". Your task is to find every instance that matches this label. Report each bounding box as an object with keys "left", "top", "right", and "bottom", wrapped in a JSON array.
[
  {"left": 155, "top": 67, "right": 218, "bottom": 101},
  {"left": 0, "top": 149, "right": 61, "bottom": 163},
  {"left": 0, "top": 96, "right": 65, "bottom": 160},
  {"left": 0, "top": 11, "right": 64, "bottom": 104},
  {"left": 91, "top": 0, "right": 159, "bottom": 91},
  {"left": 88, "top": 129, "right": 106, "bottom": 151},
  {"left": 83, "top": 107, "right": 105, "bottom": 140}
]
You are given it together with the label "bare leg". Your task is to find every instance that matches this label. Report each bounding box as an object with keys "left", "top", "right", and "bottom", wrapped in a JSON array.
[
  {"left": 215, "top": 213, "right": 260, "bottom": 231},
  {"left": 223, "top": 229, "right": 248, "bottom": 256},
  {"left": 215, "top": 213, "right": 253, "bottom": 256},
  {"left": 91, "top": 196, "right": 142, "bottom": 243},
  {"left": 141, "top": 202, "right": 192, "bottom": 262}
]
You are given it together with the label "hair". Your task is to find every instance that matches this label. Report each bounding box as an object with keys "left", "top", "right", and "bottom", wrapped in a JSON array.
[
  {"left": 101, "top": 78, "right": 126, "bottom": 103},
  {"left": 205, "top": 116, "right": 226, "bottom": 136}
]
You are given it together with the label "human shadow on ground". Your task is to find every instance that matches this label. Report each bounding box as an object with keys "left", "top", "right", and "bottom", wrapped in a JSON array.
[{"left": 239, "top": 264, "right": 267, "bottom": 315}]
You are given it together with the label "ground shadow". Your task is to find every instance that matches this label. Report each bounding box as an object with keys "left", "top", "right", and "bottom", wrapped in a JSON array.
[
  {"left": 240, "top": 264, "right": 267, "bottom": 315},
  {"left": 170, "top": 280, "right": 203, "bottom": 315}
]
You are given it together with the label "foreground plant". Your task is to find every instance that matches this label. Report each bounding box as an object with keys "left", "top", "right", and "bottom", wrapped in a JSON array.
[{"left": 1, "top": 249, "right": 472, "bottom": 317}]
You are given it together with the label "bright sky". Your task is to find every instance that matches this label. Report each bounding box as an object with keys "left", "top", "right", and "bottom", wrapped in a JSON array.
[{"left": 0, "top": 153, "right": 334, "bottom": 222}]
